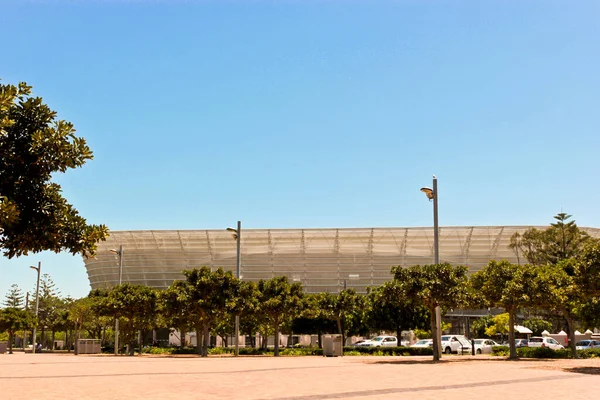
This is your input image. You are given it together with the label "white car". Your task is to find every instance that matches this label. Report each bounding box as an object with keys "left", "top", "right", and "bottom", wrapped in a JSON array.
[
  {"left": 473, "top": 339, "right": 499, "bottom": 354},
  {"left": 527, "top": 337, "right": 564, "bottom": 350},
  {"left": 441, "top": 335, "right": 472, "bottom": 354},
  {"left": 354, "top": 336, "right": 398, "bottom": 347},
  {"left": 410, "top": 339, "right": 433, "bottom": 348}
]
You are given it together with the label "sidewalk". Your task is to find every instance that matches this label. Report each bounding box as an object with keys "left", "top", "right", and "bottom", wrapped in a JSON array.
[{"left": 1, "top": 353, "right": 598, "bottom": 400}]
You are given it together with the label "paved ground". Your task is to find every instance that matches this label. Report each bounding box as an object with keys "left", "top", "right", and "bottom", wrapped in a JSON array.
[{"left": 1, "top": 352, "right": 598, "bottom": 400}]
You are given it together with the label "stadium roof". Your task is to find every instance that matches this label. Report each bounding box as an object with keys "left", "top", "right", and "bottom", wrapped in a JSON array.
[{"left": 83, "top": 226, "right": 600, "bottom": 294}]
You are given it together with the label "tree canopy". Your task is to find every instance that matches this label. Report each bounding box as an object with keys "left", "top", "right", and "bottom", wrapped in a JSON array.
[{"left": 0, "top": 80, "right": 108, "bottom": 258}]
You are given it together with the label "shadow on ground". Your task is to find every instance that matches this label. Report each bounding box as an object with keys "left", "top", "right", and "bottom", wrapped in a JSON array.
[{"left": 564, "top": 366, "right": 600, "bottom": 375}]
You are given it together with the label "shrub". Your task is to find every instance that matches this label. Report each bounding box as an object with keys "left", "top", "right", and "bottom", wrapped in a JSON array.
[{"left": 341, "top": 346, "right": 433, "bottom": 356}]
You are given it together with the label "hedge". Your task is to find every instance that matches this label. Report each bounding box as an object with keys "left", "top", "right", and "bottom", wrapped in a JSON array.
[
  {"left": 141, "top": 345, "right": 433, "bottom": 356},
  {"left": 491, "top": 346, "right": 600, "bottom": 359}
]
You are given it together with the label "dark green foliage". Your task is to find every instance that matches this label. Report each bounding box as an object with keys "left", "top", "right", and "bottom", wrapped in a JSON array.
[
  {"left": 470, "top": 315, "right": 494, "bottom": 338},
  {"left": 393, "top": 262, "right": 470, "bottom": 361},
  {"left": 3, "top": 284, "right": 24, "bottom": 308},
  {"left": 509, "top": 213, "right": 591, "bottom": 266},
  {"left": 257, "top": 276, "right": 304, "bottom": 356},
  {"left": 0, "top": 307, "right": 35, "bottom": 353},
  {"left": 0, "top": 80, "right": 108, "bottom": 258},
  {"left": 367, "top": 281, "right": 430, "bottom": 341},
  {"left": 94, "top": 283, "right": 157, "bottom": 355},
  {"left": 523, "top": 317, "right": 552, "bottom": 336},
  {"left": 342, "top": 346, "right": 433, "bottom": 356}
]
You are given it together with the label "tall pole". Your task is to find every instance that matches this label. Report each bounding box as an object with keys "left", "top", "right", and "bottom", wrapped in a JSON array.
[
  {"left": 114, "top": 245, "right": 123, "bottom": 356},
  {"left": 432, "top": 176, "right": 442, "bottom": 360},
  {"left": 23, "top": 292, "right": 29, "bottom": 350},
  {"left": 235, "top": 221, "right": 241, "bottom": 357},
  {"left": 31, "top": 262, "right": 41, "bottom": 354}
]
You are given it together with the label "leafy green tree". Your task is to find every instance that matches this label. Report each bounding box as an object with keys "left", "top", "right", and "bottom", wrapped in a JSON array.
[
  {"left": 534, "top": 242, "right": 600, "bottom": 358},
  {"left": 484, "top": 313, "right": 509, "bottom": 340},
  {"left": 471, "top": 260, "right": 542, "bottom": 359},
  {"left": 183, "top": 267, "right": 239, "bottom": 357},
  {"left": 392, "top": 263, "right": 469, "bottom": 361},
  {"left": 257, "top": 276, "right": 304, "bottom": 356},
  {"left": 34, "top": 274, "right": 62, "bottom": 347},
  {"left": 158, "top": 281, "right": 192, "bottom": 348},
  {"left": 317, "top": 289, "right": 365, "bottom": 348},
  {"left": 523, "top": 317, "right": 552, "bottom": 336},
  {"left": 470, "top": 315, "right": 494, "bottom": 339},
  {"left": 3, "top": 284, "right": 24, "bottom": 308},
  {"left": 367, "top": 281, "right": 429, "bottom": 343},
  {"left": 509, "top": 213, "right": 591, "bottom": 266},
  {"left": 95, "top": 284, "right": 157, "bottom": 356},
  {"left": 0, "top": 307, "right": 35, "bottom": 354},
  {"left": 0, "top": 80, "right": 108, "bottom": 258}
]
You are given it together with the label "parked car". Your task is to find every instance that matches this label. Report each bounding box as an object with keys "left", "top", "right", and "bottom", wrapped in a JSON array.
[
  {"left": 354, "top": 336, "right": 398, "bottom": 347},
  {"left": 441, "top": 335, "right": 472, "bottom": 354},
  {"left": 515, "top": 339, "right": 528, "bottom": 348},
  {"left": 410, "top": 339, "right": 433, "bottom": 348},
  {"left": 473, "top": 339, "right": 499, "bottom": 354},
  {"left": 527, "top": 336, "right": 564, "bottom": 350},
  {"left": 575, "top": 340, "right": 600, "bottom": 350}
]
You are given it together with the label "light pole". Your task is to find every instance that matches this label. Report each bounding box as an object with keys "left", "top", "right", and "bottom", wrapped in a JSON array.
[
  {"left": 421, "top": 175, "right": 442, "bottom": 360},
  {"left": 226, "top": 221, "right": 241, "bottom": 357},
  {"left": 110, "top": 245, "right": 123, "bottom": 356},
  {"left": 29, "top": 262, "right": 41, "bottom": 354}
]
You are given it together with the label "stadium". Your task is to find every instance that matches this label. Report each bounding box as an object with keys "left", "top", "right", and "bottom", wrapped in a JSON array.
[{"left": 83, "top": 225, "right": 600, "bottom": 294}]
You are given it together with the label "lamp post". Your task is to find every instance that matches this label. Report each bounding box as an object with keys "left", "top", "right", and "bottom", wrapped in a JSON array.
[
  {"left": 226, "top": 221, "right": 242, "bottom": 357},
  {"left": 420, "top": 175, "right": 442, "bottom": 361},
  {"left": 29, "top": 262, "right": 41, "bottom": 354},
  {"left": 110, "top": 245, "right": 123, "bottom": 356}
]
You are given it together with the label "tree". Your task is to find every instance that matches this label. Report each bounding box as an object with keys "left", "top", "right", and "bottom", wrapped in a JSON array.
[
  {"left": 34, "top": 274, "right": 62, "bottom": 348},
  {"left": 392, "top": 263, "right": 470, "bottom": 361},
  {"left": 367, "top": 281, "right": 429, "bottom": 342},
  {"left": 509, "top": 213, "right": 591, "bottom": 266},
  {"left": 317, "top": 289, "right": 365, "bottom": 349},
  {"left": 3, "top": 284, "right": 24, "bottom": 308},
  {"left": 183, "top": 267, "right": 239, "bottom": 357},
  {"left": 471, "top": 260, "right": 542, "bottom": 359},
  {"left": 95, "top": 284, "right": 157, "bottom": 355},
  {"left": 522, "top": 317, "right": 552, "bottom": 336},
  {"left": 159, "top": 281, "right": 192, "bottom": 348},
  {"left": 470, "top": 315, "right": 494, "bottom": 339},
  {"left": 257, "top": 276, "right": 304, "bottom": 356},
  {"left": 0, "top": 80, "right": 108, "bottom": 258},
  {"left": 0, "top": 307, "right": 35, "bottom": 354},
  {"left": 484, "top": 313, "right": 510, "bottom": 340}
]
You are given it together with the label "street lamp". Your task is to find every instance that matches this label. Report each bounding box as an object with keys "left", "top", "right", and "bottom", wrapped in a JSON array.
[
  {"left": 226, "top": 221, "right": 242, "bottom": 357},
  {"left": 29, "top": 262, "right": 41, "bottom": 354},
  {"left": 421, "top": 175, "right": 442, "bottom": 360},
  {"left": 110, "top": 245, "right": 123, "bottom": 356}
]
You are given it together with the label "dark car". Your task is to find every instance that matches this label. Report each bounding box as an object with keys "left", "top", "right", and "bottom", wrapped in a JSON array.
[{"left": 515, "top": 339, "right": 528, "bottom": 348}]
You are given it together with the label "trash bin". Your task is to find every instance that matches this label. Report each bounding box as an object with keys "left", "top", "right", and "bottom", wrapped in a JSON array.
[
  {"left": 323, "top": 335, "right": 343, "bottom": 357},
  {"left": 0, "top": 342, "right": 7, "bottom": 354}
]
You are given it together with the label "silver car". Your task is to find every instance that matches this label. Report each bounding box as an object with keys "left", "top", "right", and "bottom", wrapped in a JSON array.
[{"left": 575, "top": 340, "right": 600, "bottom": 350}]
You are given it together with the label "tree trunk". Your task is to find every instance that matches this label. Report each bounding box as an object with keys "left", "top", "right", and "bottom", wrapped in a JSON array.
[
  {"left": 195, "top": 329, "right": 202, "bottom": 355},
  {"left": 396, "top": 327, "right": 402, "bottom": 346},
  {"left": 202, "top": 325, "right": 210, "bottom": 357},
  {"left": 51, "top": 331, "right": 56, "bottom": 351},
  {"left": 8, "top": 331, "right": 14, "bottom": 354},
  {"left": 508, "top": 310, "right": 517, "bottom": 359},
  {"left": 179, "top": 326, "right": 186, "bottom": 348},
  {"left": 274, "top": 322, "right": 280, "bottom": 357},
  {"left": 430, "top": 306, "right": 440, "bottom": 361},
  {"left": 564, "top": 311, "right": 578, "bottom": 359}
]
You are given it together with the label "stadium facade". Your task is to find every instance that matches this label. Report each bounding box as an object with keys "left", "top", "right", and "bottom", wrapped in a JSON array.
[{"left": 84, "top": 226, "right": 600, "bottom": 294}]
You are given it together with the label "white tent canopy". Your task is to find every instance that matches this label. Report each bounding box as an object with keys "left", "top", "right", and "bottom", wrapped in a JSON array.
[{"left": 514, "top": 325, "right": 533, "bottom": 334}]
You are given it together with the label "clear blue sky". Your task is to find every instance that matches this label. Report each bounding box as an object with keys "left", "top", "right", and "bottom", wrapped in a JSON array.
[{"left": 1, "top": 0, "right": 599, "bottom": 299}]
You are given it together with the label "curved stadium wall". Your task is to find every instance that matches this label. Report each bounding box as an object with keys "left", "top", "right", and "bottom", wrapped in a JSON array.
[{"left": 83, "top": 226, "right": 600, "bottom": 294}]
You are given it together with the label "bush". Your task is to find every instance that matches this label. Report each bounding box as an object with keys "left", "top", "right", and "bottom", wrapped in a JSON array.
[
  {"left": 342, "top": 346, "right": 433, "bottom": 356},
  {"left": 490, "top": 345, "right": 600, "bottom": 359}
]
